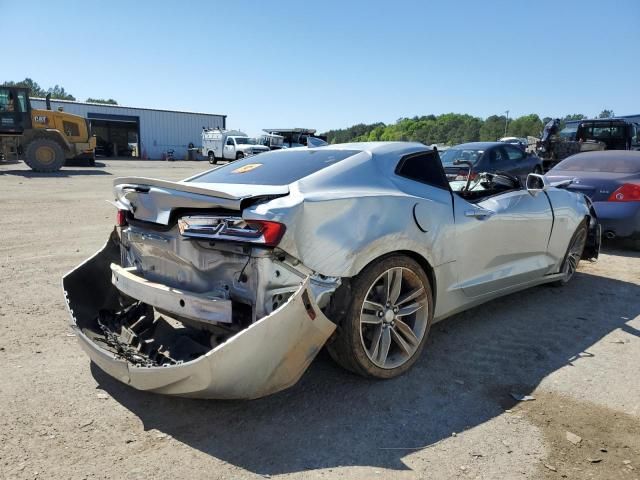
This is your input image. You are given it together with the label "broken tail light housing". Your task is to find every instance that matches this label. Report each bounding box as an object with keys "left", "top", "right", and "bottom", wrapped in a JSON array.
[
  {"left": 116, "top": 209, "right": 128, "bottom": 227},
  {"left": 178, "top": 216, "right": 286, "bottom": 246},
  {"left": 607, "top": 183, "right": 640, "bottom": 202}
]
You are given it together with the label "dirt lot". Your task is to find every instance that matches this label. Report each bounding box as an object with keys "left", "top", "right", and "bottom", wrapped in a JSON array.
[{"left": 1, "top": 159, "right": 639, "bottom": 480}]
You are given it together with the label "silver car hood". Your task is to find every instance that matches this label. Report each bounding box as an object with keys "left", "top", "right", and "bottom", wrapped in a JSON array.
[{"left": 113, "top": 176, "right": 289, "bottom": 225}]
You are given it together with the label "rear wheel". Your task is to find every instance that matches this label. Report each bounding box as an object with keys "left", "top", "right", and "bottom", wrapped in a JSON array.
[
  {"left": 24, "top": 138, "right": 66, "bottom": 172},
  {"left": 551, "top": 220, "right": 588, "bottom": 287},
  {"left": 236, "top": 152, "right": 245, "bottom": 160},
  {"left": 327, "top": 255, "right": 433, "bottom": 379},
  {"left": 208, "top": 151, "right": 217, "bottom": 164}
]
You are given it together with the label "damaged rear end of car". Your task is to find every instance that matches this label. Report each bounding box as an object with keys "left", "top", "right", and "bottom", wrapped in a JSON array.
[{"left": 63, "top": 176, "right": 338, "bottom": 399}]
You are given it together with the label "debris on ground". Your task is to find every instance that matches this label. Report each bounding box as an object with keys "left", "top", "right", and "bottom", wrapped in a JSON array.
[
  {"left": 510, "top": 393, "right": 536, "bottom": 402},
  {"left": 543, "top": 463, "right": 557, "bottom": 472},
  {"left": 587, "top": 457, "right": 602, "bottom": 463},
  {"left": 565, "top": 431, "right": 582, "bottom": 445},
  {"left": 96, "top": 393, "right": 109, "bottom": 399}
]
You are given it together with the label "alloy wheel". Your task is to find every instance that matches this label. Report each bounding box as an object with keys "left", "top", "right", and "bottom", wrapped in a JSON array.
[
  {"left": 563, "top": 227, "right": 587, "bottom": 280},
  {"left": 359, "top": 267, "right": 429, "bottom": 369}
]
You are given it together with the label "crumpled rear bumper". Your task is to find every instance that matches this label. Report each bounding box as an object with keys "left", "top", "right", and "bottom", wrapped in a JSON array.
[{"left": 62, "top": 231, "right": 336, "bottom": 399}]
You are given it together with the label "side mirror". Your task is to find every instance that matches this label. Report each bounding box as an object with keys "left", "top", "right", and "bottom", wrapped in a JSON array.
[{"left": 526, "top": 173, "right": 549, "bottom": 196}]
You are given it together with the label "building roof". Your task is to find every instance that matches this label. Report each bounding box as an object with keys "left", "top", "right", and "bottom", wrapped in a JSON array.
[{"left": 31, "top": 97, "right": 226, "bottom": 118}]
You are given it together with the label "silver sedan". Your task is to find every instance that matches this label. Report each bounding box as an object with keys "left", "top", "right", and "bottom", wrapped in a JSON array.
[{"left": 63, "top": 142, "right": 600, "bottom": 399}]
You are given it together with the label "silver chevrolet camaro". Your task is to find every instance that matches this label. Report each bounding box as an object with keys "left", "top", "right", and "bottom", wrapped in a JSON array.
[{"left": 63, "top": 142, "right": 600, "bottom": 399}]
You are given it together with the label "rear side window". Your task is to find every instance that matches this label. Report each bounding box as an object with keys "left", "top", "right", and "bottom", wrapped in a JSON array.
[
  {"left": 554, "top": 154, "right": 640, "bottom": 173},
  {"left": 395, "top": 151, "right": 449, "bottom": 190},
  {"left": 188, "top": 149, "right": 360, "bottom": 185},
  {"left": 488, "top": 147, "right": 509, "bottom": 166},
  {"left": 504, "top": 145, "right": 525, "bottom": 161}
]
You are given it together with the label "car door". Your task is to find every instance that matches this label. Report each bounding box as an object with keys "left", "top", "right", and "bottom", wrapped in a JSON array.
[
  {"left": 453, "top": 188, "right": 554, "bottom": 298},
  {"left": 503, "top": 144, "right": 530, "bottom": 181},
  {"left": 487, "top": 145, "right": 511, "bottom": 174},
  {"left": 223, "top": 137, "right": 236, "bottom": 159}
]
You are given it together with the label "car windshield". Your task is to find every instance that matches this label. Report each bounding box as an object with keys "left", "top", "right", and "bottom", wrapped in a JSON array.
[
  {"left": 439, "top": 148, "right": 484, "bottom": 166},
  {"left": 188, "top": 149, "right": 360, "bottom": 185},
  {"left": 559, "top": 127, "right": 577, "bottom": 139},
  {"left": 553, "top": 154, "right": 640, "bottom": 173},
  {"left": 234, "top": 137, "right": 256, "bottom": 145}
]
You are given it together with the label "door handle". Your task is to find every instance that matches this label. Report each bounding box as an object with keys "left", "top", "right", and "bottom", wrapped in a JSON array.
[{"left": 465, "top": 208, "right": 494, "bottom": 219}]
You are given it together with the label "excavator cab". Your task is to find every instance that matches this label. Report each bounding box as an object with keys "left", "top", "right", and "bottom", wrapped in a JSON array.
[{"left": 0, "top": 87, "right": 31, "bottom": 135}]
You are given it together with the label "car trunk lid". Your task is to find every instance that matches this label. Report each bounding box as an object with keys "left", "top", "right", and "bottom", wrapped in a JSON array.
[
  {"left": 114, "top": 176, "right": 289, "bottom": 225},
  {"left": 546, "top": 171, "right": 636, "bottom": 202}
]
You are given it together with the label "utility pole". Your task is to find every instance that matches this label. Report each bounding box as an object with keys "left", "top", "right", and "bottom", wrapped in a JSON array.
[{"left": 504, "top": 110, "right": 510, "bottom": 137}]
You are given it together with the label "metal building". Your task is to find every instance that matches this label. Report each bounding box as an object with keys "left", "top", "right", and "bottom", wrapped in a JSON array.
[{"left": 30, "top": 98, "right": 226, "bottom": 160}]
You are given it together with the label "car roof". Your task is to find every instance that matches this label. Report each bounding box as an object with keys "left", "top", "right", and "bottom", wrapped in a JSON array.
[
  {"left": 312, "top": 141, "right": 427, "bottom": 155},
  {"left": 564, "top": 150, "right": 640, "bottom": 162},
  {"left": 451, "top": 142, "right": 502, "bottom": 149}
]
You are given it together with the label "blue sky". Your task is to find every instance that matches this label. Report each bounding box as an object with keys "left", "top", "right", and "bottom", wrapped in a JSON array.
[{"left": 4, "top": 0, "right": 639, "bottom": 135}]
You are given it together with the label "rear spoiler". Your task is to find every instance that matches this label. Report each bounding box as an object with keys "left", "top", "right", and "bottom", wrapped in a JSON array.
[{"left": 113, "top": 176, "right": 289, "bottom": 225}]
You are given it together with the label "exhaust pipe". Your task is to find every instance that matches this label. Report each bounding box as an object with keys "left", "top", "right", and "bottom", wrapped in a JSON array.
[
  {"left": 45, "top": 93, "right": 51, "bottom": 110},
  {"left": 604, "top": 231, "right": 616, "bottom": 239}
]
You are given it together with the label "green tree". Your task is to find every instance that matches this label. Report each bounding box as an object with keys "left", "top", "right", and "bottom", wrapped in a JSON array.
[
  {"left": 1, "top": 78, "right": 75, "bottom": 100},
  {"left": 564, "top": 114, "right": 586, "bottom": 122},
  {"left": 2, "top": 77, "right": 47, "bottom": 97},
  {"left": 47, "top": 84, "right": 75, "bottom": 100},
  {"left": 86, "top": 98, "right": 118, "bottom": 105},
  {"left": 507, "top": 114, "right": 543, "bottom": 138},
  {"left": 598, "top": 109, "right": 614, "bottom": 118},
  {"left": 479, "top": 115, "right": 507, "bottom": 141}
]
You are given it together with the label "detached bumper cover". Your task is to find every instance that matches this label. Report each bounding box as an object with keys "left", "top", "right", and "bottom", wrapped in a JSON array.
[{"left": 62, "top": 231, "right": 336, "bottom": 399}]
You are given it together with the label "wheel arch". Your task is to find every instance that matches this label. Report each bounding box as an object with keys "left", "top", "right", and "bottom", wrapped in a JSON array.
[
  {"left": 325, "top": 249, "right": 437, "bottom": 328},
  {"left": 354, "top": 249, "right": 437, "bottom": 310},
  {"left": 23, "top": 129, "right": 71, "bottom": 153}
]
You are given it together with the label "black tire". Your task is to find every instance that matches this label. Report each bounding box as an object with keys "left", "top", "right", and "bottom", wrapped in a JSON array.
[
  {"left": 208, "top": 151, "right": 217, "bottom": 165},
  {"left": 87, "top": 157, "right": 96, "bottom": 167},
  {"left": 236, "top": 152, "right": 245, "bottom": 160},
  {"left": 24, "top": 138, "right": 66, "bottom": 172},
  {"left": 327, "top": 255, "right": 433, "bottom": 379},
  {"left": 550, "top": 219, "right": 588, "bottom": 287}
]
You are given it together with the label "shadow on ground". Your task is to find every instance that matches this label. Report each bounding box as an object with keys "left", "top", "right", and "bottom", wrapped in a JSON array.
[
  {"left": 601, "top": 239, "right": 640, "bottom": 258},
  {"left": 0, "top": 162, "right": 109, "bottom": 177},
  {"left": 92, "top": 271, "right": 639, "bottom": 475}
]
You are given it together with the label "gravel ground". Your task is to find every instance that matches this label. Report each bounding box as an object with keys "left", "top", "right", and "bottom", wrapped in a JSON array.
[{"left": 1, "top": 159, "right": 639, "bottom": 480}]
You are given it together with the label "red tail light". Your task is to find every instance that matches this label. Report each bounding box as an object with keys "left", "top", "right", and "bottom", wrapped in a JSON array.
[
  {"left": 116, "top": 209, "right": 128, "bottom": 226},
  {"left": 245, "top": 220, "right": 286, "bottom": 246},
  {"left": 607, "top": 183, "right": 640, "bottom": 202},
  {"left": 177, "top": 216, "right": 286, "bottom": 246}
]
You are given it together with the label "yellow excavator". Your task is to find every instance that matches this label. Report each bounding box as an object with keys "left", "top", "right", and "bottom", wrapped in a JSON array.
[{"left": 0, "top": 87, "right": 96, "bottom": 172}]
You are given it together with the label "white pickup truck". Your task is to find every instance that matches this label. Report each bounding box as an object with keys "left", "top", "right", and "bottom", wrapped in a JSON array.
[{"left": 202, "top": 128, "right": 269, "bottom": 164}]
